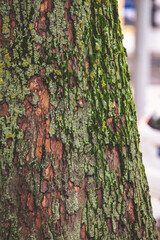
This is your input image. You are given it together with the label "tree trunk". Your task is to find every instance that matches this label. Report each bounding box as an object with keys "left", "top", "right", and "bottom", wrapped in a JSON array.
[{"left": 0, "top": 0, "right": 158, "bottom": 239}]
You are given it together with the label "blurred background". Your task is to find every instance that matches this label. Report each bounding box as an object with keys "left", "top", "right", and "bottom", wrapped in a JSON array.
[{"left": 118, "top": 0, "right": 160, "bottom": 233}]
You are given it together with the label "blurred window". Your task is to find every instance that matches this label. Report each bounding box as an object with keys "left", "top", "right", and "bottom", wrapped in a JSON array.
[
  {"left": 148, "top": 114, "right": 160, "bottom": 130},
  {"left": 155, "top": 0, "right": 160, "bottom": 5},
  {"left": 124, "top": 0, "right": 136, "bottom": 26},
  {"left": 152, "top": 0, "right": 160, "bottom": 27}
]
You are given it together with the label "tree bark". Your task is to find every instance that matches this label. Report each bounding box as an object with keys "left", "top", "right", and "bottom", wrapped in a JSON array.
[{"left": 0, "top": 0, "right": 158, "bottom": 239}]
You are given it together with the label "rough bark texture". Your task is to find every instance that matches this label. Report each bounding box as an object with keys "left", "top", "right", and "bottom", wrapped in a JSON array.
[{"left": 0, "top": 0, "right": 158, "bottom": 239}]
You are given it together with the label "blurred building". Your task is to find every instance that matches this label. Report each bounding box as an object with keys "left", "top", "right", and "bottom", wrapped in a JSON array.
[
  {"left": 119, "top": 0, "right": 160, "bottom": 85},
  {"left": 152, "top": 0, "right": 160, "bottom": 27}
]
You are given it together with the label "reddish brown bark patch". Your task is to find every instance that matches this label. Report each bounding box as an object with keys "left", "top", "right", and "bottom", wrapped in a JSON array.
[
  {"left": 26, "top": 149, "right": 31, "bottom": 162},
  {"left": 0, "top": 101, "right": 9, "bottom": 117},
  {"left": 16, "top": 71, "right": 67, "bottom": 237},
  {"left": 28, "top": 76, "right": 49, "bottom": 114},
  {"left": 64, "top": 0, "right": 70, "bottom": 15},
  {"left": 36, "top": 43, "right": 42, "bottom": 51},
  {"left": 45, "top": 138, "right": 51, "bottom": 154},
  {"left": 54, "top": 220, "right": 61, "bottom": 235},
  {"left": 39, "top": 89, "right": 49, "bottom": 115},
  {"left": 124, "top": 187, "right": 127, "bottom": 200},
  {"left": 68, "top": 59, "right": 73, "bottom": 72},
  {"left": 36, "top": 211, "right": 42, "bottom": 229},
  {"left": 42, "top": 180, "right": 48, "bottom": 192},
  {"left": 7, "top": 138, "right": 13, "bottom": 147},
  {"left": 106, "top": 146, "right": 121, "bottom": 176},
  {"left": 124, "top": 185, "right": 136, "bottom": 222},
  {"left": 56, "top": 191, "right": 60, "bottom": 199},
  {"left": 74, "top": 186, "right": 80, "bottom": 193},
  {"left": 128, "top": 199, "right": 135, "bottom": 222},
  {"left": 51, "top": 138, "right": 63, "bottom": 170},
  {"left": 35, "top": 16, "right": 47, "bottom": 38},
  {"left": 26, "top": 76, "right": 50, "bottom": 161},
  {"left": 22, "top": 226, "right": 31, "bottom": 237},
  {"left": 70, "top": 76, "right": 75, "bottom": 88},
  {"left": 54, "top": 140, "right": 63, "bottom": 161},
  {"left": 85, "top": 57, "right": 90, "bottom": 70},
  {"left": 40, "top": 0, "right": 53, "bottom": 13},
  {"left": 113, "top": 100, "right": 127, "bottom": 131},
  {"left": 3, "top": 164, "right": 9, "bottom": 177},
  {"left": 77, "top": 98, "right": 83, "bottom": 107},
  {"left": 5, "top": 221, "right": 11, "bottom": 227},
  {"left": 115, "top": 218, "right": 122, "bottom": 234},
  {"left": 28, "top": 76, "right": 43, "bottom": 93},
  {"left": 67, "top": 177, "right": 87, "bottom": 194},
  {"left": 68, "top": 22, "right": 74, "bottom": 45},
  {"left": 19, "top": 181, "right": 28, "bottom": 208},
  {"left": 14, "top": 73, "right": 66, "bottom": 237},
  {"left": 74, "top": 106, "right": 78, "bottom": 111},
  {"left": 58, "top": 85, "right": 64, "bottom": 97},
  {"left": 22, "top": 165, "right": 29, "bottom": 176},
  {"left": 68, "top": 180, "right": 74, "bottom": 190},
  {"left": 45, "top": 117, "right": 51, "bottom": 138},
  {"left": 60, "top": 201, "right": 65, "bottom": 225},
  {"left": 9, "top": 10, "right": 17, "bottom": 40},
  {"left": 107, "top": 117, "right": 114, "bottom": 132},
  {"left": 42, "top": 194, "right": 49, "bottom": 208},
  {"left": 81, "top": 177, "right": 88, "bottom": 191},
  {"left": 106, "top": 218, "right": 113, "bottom": 233},
  {"left": 80, "top": 223, "right": 86, "bottom": 239},
  {"left": 44, "top": 162, "right": 54, "bottom": 181},
  {"left": 27, "top": 192, "right": 34, "bottom": 211},
  {"left": 35, "top": 0, "right": 53, "bottom": 39},
  {"left": 139, "top": 228, "right": 144, "bottom": 238},
  {"left": 0, "top": 16, "right": 5, "bottom": 48},
  {"left": 97, "top": 189, "right": 103, "bottom": 208},
  {"left": 121, "top": 114, "right": 126, "bottom": 128},
  {"left": 9, "top": 0, "right": 13, "bottom": 5},
  {"left": 40, "top": 1, "right": 48, "bottom": 12},
  {"left": 64, "top": 0, "right": 74, "bottom": 45}
]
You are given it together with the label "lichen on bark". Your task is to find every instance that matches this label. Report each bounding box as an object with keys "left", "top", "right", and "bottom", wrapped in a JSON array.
[{"left": 0, "top": 0, "right": 158, "bottom": 239}]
